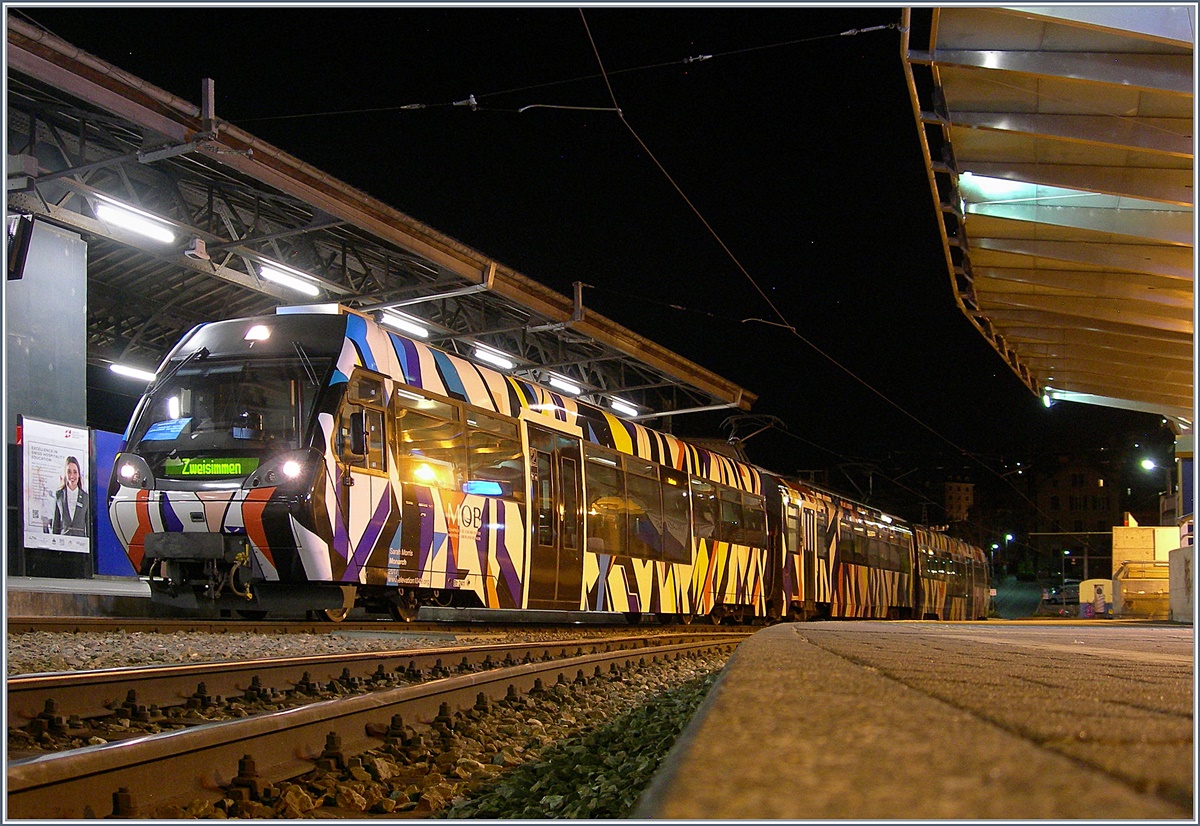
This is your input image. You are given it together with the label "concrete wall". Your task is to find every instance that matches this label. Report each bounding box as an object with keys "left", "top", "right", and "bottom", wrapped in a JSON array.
[
  {"left": 1169, "top": 545, "right": 1193, "bottom": 624},
  {"left": 5, "top": 218, "right": 88, "bottom": 443}
]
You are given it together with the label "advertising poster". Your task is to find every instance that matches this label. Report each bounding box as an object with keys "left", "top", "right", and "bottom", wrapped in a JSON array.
[{"left": 21, "top": 416, "right": 91, "bottom": 553}]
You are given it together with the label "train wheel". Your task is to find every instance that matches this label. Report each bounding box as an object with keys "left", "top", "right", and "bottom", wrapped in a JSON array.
[
  {"left": 388, "top": 601, "right": 417, "bottom": 622},
  {"left": 319, "top": 607, "right": 350, "bottom": 623},
  {"left": 236, "top": 609, "right": 268, "bottom": 620},
  {"left": 678, "top": 612, "right": 694, "bottom": 625},
  {"left": 707, "top": 606, "right": 726, "bottom": 625}
]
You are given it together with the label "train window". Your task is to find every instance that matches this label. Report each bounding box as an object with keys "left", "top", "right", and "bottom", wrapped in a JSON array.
[
  {"left": 718, "top": 488, "right": 745, "bottom": 544},
  {"left": 878, "top": 537, "right": 906, "bottom": 573},
  {"left": 395, "top": 389, "right": 457, "bottom": 421},
  {"left": 625, "top": 458, "right": 658, "bottom": 479},
  {"left": 839, "top": 522, "right": 863, "bottom": 566},
  {"left": 742, "top": 493, "right": 767, "bottom": 548},
  {"left": 393, "top": 390, "right": 465, "bottom": 489},
  {"left": 785, "top": 505, "right": 801, "bottom": 556},
  {"left": 690, "top": 479, "right": 717, "bottom": 541},
  {"left": 661, "top": 468, "right": 691, "bottom": 563},
  {"left": 585, "top": 447, "right": 627, "bottom": 557},
  {"left": 363, "top": 408, "right": 385, "bottom": 471},
  {"left": 561, "top": 456, "right": 580, "bottom": 551},
  {"left": 843, "top": 535, "right": 864, "bottom": 566},
  {"left": 952, "top": 560, "right": 968, "bottom": 596},
  {"left": 627, "top": 469, "right": 664, "bottom": 560},
  {"left": 866, "top": 537, "right": 883, "bottom": 569},
  {"left": 534, "top": 450, "right": 554, "bottom": 546},
  {"left": 465, "top": 410, "right": 525, "bottom": 501},
  {"left": 349, "top": 374, "right": 384, "bottom": 406},
  {"left": 815, "top": 509, "right": 830, "bottom": 560}
]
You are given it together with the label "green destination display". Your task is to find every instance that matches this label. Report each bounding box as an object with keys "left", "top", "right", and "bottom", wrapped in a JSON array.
[{"left": 162, "top": 457, "right": 260, "bottom": 477}]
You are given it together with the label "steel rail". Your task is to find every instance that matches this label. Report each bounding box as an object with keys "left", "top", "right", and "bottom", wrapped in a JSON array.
[
  {"left": 8, "top": 630, "right": 744, "bottom": 728},
  {"left": 7, "top": 637, "right": 742, "bottom": 819},
  {"left": 7, "top": 616, "right": 554, "bottom": 634}
]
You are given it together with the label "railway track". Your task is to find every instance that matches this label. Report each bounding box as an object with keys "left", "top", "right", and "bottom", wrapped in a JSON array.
[
  {"left": 8, "top": 632, "right": 746, "bottom": 818},
  {"left": 7, "top": 631, "right": 741, "bottom": 729},
  {"left": 6, "top": 615, "right": 603, "bottom": 635}
]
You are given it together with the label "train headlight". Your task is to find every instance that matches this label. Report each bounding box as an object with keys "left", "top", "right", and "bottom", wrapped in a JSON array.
[
  {"left": 243, "top": 450, "right": 318, "bottom": 490},
  {"left": 112, "top": 453, "right": 153, "bottom": 490}
]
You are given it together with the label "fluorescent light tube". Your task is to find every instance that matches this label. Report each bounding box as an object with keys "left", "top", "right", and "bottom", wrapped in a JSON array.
[
  {"left": 548, "top": 375, "right": 582, "bottom": 395},
  {"left": 610, "top": 398, "right": 639, "bottom": 417},
  {"left": 381, "top": 312, "right": 429, "bottom": 338},
  {"left": 473, "top": 346, "right": 514, "bottom": 370},
  {"left": 95, "top": 203, "right": 175, "bottom": 243},
  {"left": 260, "top": 265, "right": 321, "bottom": 297},
  {"left": 110, "top": 363, "right": 158, "bottom": 382}
]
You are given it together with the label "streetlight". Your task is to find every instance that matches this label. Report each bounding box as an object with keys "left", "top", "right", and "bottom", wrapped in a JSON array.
[
  {"left": 991, "top": 534, "right": 1013, "bottom": 577},
  {"left": 1140, "top": 456, "right": 1176, "bottom": 523},
  {"left": 1062, "top": 550, "right": 1071, "bottom": 609}
]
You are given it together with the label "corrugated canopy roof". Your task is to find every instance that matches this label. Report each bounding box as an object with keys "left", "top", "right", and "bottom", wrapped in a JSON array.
[
  {"left": 5, "top": 17, "right": 755, "bottom": 425},
  {"left": 902, "top": 6, "right": 1194, "bottom": 432}
]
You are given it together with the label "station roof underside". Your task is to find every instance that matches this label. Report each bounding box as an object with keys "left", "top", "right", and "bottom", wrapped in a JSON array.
[
  {"left": 5, "top": 17, "right": 755, "bottom": 425},
  {"left": 902, "top": 6, "right": 1194, "bottom": 431}
]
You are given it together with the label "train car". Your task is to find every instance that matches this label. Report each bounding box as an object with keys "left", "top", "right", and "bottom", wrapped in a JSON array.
[
  {"left": 912, "top": 526, "right": 991, "bottom": 620},
  {"left": 107, "top": 304, "right": 770, "bottom": 621},
  {"left": 775, "top": 479, "right": 914, "bottom": 620},
  {"left": 108, "top": 303, "right": 989, "bottom": 623}
]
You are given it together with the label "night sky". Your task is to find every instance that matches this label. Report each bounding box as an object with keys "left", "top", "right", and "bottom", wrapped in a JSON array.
[{"left": 13, "top": 5, "right": 1173, "bottom": 510}]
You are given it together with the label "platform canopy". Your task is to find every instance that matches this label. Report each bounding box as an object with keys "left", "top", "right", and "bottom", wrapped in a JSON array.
[
  {"left": 6, "top": 17, "right": 755, "bottom": 425},
  {"left": 902, "top": 6, "right": 1194, "bottom": 433}
]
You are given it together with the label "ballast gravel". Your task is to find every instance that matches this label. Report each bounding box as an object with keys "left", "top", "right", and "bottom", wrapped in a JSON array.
[
  {"left": 5, "top": 627, "right": 617, "bottom": 676},
  {"left": 161, "top": 649, "right": 729, "bottom": 819},
  {"left": 6, "top": 628, "right": 732, "bottom": 819}
]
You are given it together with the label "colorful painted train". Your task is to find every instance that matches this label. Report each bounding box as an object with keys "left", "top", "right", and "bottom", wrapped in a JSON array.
[{"left": 108, "top": 305, "right": 991, "bottom": 622}]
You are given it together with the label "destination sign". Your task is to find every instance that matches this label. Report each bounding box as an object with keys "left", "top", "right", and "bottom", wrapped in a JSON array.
[{"left": 162, "top": 457, "right": 260, "bottom": 477}]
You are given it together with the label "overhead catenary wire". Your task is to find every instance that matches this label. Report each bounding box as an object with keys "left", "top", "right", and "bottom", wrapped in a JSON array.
[
  {"left": 222, "top": 20, "right": 902, "bottom": 124},
  {"left": 571, "top": 9, "right": 1093, "bottom": 555}
]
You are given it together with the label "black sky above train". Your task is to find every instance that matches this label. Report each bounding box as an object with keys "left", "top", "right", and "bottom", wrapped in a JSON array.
[{"left": 14, "top": 4, "right": 1171, "bottom": 499}]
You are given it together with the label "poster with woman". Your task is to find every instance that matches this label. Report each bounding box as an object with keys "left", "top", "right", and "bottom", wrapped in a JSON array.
[{"left": 21, "top": 416, "right": 91, "bottom": 554}]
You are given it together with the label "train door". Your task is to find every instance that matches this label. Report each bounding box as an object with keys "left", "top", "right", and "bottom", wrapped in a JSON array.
[
  {"left": 783, "top": 501, "right": 804, "bottom": 615},
  {"left": 800, "top": 505, "right": 817, "bottom": 606},
  {"left": 526, "top": 424, "right": 583, "bottom": 609},
  {"left": 336, "top": 372, "right": 392, "bottom": 583}
]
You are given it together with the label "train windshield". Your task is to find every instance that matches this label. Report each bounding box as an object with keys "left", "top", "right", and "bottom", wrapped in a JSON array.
[{"left": 126, "top": 356, "right": 328, "bottom": 473}]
